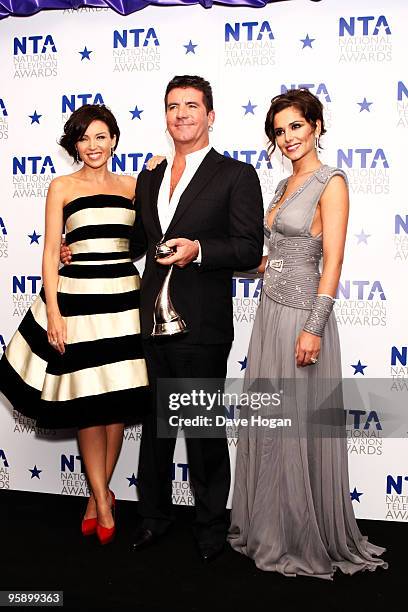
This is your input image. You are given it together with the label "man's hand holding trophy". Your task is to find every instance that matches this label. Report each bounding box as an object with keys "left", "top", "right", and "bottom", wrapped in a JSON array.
[{"left": 152, "top": 238, "right": 199, "bottom": 337}]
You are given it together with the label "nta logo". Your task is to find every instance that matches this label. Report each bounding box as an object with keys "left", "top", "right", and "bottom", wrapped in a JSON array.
[
  {"left": 0, "top": 450, "right": 9, "bottom": 467},
  {"left": 281, "top": 83, "right": 331, "bottom": 103},
  {"left": 62, "top": 93, "right": 104, "bottom": 113},
  {"left": 391, "top": 347, "right": 407, "bottom": 366},
  {"left": 224, "top": 150, "right": 272, "bottom": 169},
  {"left": 339, "top": 16, "right": 391, "bottom": 36},
  {"left": 337, "top": 149, "right": 389, "bottom": 168},
  {"left": 0, "top": 99, "right": 7, "bottom": 117},
  {"left": 13, "top": 156, "right": 56, "bottom": 175},
  {"left": 12, "top": 276, "right": 41, "bottom": 294},
  {"left": 225, "top": 21, "right": 274, "bottom": 42},
  {"left": 336, "top": 280, "right": 386, "bottom": 300},
  {"left": 113, "top": 28, "right": 159, "bottom": 48},
  {"left": 14, "top": 35, "right": 57, "bottom": 54}
]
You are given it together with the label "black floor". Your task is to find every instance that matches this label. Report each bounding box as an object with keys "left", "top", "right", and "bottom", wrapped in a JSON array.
[{"left": 0, "top": 490, "right": 404, "bottom": 611}]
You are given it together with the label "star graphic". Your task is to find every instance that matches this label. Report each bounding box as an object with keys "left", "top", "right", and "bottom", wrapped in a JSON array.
[
  {"left": 350, "top": 487, "right": 363, "bottom": 502},
  {"left": 29, "top": 465, "right": 42, "bottom": 479},
  {"left": 357, "top": 98, "right": 373, "bottom": 112},
  {"left": 184, "top": 40, "right": 198, "bottom": 54},
  {"left": 355, "top": 229, "right": 371, "bottom": 245},
  {"left": 79, "top": 47, "right": 92, "bottom": 60},
  {"left": 351, "top": 360, "right": 367, "bottom": 375},
  {"left": 127, "top": 473, "right": 138, "bottom": 487},
  {"left": 28, "top": 230, "right": 41, "bottom": 244},
  {"left": 242, "top": 100, "right": 257, "bottom": 115},
  {"left": 301, "top": 34, "right": 315, "bottom": 49},
  {"left": 29, "top": 110, "right": 42, "bottom": 125},
  {"left": 130, "top": 106, "right": 144, "bottom": 120},
  {"left": 238, "top": 356, "right": 247, "bottom": 371}
]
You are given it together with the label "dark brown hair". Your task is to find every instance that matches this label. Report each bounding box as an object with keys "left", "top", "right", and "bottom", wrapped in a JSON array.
[
  {"left": 59, "top": 104, "right": 120, "bottom": 163},
  {"left": 164, "top": 75, "right": 213, "bottom": 113},
  {"left": 265, "top": 89, "right": 326, "bottom": 154}
]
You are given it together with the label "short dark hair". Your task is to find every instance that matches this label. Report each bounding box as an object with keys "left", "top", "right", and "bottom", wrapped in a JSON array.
[
  {"left": 164, "top": 75, "right": 213, "bottom": 113},
  {"left": 59, "top": 104, "right": 120, "bottom": 163},
  {"left": 265, "top": 89, "right": 326, "bottom": 154}
]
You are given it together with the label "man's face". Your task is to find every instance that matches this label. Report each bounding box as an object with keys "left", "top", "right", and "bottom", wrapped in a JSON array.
[{"left": 165, "top": 87, "right": 215, "bottom": 151}]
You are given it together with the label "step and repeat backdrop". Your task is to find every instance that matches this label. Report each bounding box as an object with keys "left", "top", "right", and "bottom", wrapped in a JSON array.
[{"left": 0, "top": 0, "right": 407, "bottom": 521}]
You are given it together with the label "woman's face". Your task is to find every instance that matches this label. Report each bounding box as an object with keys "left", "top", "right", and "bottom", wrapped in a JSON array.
[
  {"left": 76, "top": 120, "right": 116, "bottom": 168},
  {"left": 273, "top": 106, "right": 319, "bottom": 163}
]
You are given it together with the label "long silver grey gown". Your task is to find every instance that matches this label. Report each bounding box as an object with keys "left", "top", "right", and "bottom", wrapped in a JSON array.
[{"left": 228, "top": 165, "right": 387, "bottom": 579}]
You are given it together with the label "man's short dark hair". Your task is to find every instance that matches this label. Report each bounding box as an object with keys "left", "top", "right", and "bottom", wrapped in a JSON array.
[{"left": 164, "top": 75, "right": 213, "bottom": 113}]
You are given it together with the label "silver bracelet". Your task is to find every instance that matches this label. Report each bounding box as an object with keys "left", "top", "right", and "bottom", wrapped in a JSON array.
[{"left": 303, "top": 295, "right": 335, "bottom": 337}]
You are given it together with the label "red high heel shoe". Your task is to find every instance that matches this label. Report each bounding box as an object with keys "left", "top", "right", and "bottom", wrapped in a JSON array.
[
  {"left": 81, "top": 490, "right": 115, "bottom": 536},
  {"left": 81, "top": 516, "right": 97, "bottom": 536},
  {"left": 96, "top": 521, "right": 115, "bottom": 545},
  {"left": 96, "top": 490, "right": 116, "bottom": 544}
]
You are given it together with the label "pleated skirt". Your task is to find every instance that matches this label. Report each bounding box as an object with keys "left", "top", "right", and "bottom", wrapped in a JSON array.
[
  {"left": 228, "top": 291, "right": 387, "bottom": 578},
  {"left": 0, "top": 262, "right": 149, "bottom": 429}
]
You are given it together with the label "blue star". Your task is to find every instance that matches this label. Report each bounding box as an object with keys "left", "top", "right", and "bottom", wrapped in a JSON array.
[
  {"left": 29, "top": 465, "right": 42, "bottom": 479},
  {"left": 238, "top": 356, "right": 247, "bottom": 371},
  {"left": 184, "top": 40, "right": 198, "bottom": 54},
  {"left": 130, "top": 106, "right": 144, "bottom": 120},
  {"left": 355, "top": 229, "right": 371, "bottom": 245},
  {"left": 28, "top": 230, "right": 41, "bottom": 244},
  {"left": 127, "top": 473, "right": 138, "bottom": 487},
  {"left": 358, "top": 98, "right": 373, "bottom": 112},
  {"left": 29, "top": 110, "right": 42, "bottom": 125},
  {"left": 79, "top": 47, "right": 92, "bottom": 61},
  {"left": 350, "top": 487, "right": 363, "bottom": 502},
  {"left": 242, "top": 101, "right": 257, "bottom": 115},
  {"left": 301, "top": 34, "right": 315, "bottom": 49},
  {"left": 351, "top": 360, "right": 367, "bottom": 376}
]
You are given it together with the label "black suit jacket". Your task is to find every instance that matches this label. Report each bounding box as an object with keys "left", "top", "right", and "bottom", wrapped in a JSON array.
[{"left": 130, "top": 148, "right": 264, "bottom": 344}]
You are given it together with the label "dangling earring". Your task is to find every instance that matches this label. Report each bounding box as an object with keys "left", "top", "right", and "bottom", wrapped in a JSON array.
[
  {"left": 315, "top": 135, "right": 320, "bottom": 150},
  {"left": 208, "top": 125, "right": 213, "bottom": 132},
  {"left": 75, "top": 149, "right": 81, "bottom": 163},
  {"left": 281, "top": 151, "right": 285, "bottom": 171},
  {"left": 111, "top": 147, "right": 114, "bottom": 157}
]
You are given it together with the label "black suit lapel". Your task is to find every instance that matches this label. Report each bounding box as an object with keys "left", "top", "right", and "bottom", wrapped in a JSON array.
[
  {"left": 147, "top": 161, "right": 167, "bottom": 239},
  {"left": 164, "top": 148, "right": 224, "bottom": 238}
]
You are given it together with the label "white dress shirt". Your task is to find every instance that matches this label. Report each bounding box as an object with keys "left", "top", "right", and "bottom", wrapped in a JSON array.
[{"left": 157, "top": 144, "right": 211, "bottom": 263}]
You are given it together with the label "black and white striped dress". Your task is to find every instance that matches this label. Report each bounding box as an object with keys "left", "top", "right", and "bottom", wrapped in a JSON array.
[{"left": 0, "top": 194, "right": 148, "bottom": 429}]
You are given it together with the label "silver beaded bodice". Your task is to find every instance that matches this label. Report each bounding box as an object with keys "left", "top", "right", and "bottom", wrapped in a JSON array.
[{"left": 263, "top": 165, "right": 348, "bottom": 310}]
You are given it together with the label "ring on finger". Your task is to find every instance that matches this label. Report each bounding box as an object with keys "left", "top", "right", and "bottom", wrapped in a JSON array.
[{"left": 310, "top": 356, "right": 318, "bottom": 364}]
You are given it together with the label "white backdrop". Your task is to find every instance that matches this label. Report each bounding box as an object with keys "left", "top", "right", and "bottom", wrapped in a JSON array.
[{"left": 0, "top": 0, "right": 407, "bottom": 521}]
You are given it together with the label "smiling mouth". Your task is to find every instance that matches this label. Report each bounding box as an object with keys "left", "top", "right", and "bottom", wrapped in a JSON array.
[
  {"left": 87, "top": 152, "right": 103, "bottom": 159},
  {"left": 286, "top": 143, "right": 301, "bottom": 152}
]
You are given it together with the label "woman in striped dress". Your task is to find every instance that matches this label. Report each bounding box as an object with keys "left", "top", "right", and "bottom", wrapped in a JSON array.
[{"left": 0, "top": 104, "right": 148, "bottom": 544}]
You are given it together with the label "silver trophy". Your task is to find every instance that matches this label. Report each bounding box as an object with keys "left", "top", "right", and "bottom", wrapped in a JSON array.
[{"left": 151, "top": 242, "right": 188, "bottom": 336}]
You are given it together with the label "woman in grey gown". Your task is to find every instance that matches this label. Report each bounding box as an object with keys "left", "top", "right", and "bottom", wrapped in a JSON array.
[{"left": 228, "top": 89, "right": 387, "bottom": 579}]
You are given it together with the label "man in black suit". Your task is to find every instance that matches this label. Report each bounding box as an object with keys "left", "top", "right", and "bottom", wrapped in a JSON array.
[{"left": 130, "top": 75, "right": 264, "bottom": 561}]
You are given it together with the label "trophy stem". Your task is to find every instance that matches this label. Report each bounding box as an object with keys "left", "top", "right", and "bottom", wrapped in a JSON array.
[{"left": 152, "top": 264, "right": 188, "bottom": 336}]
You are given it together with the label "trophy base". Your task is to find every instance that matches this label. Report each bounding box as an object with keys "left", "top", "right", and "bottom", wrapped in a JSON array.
[{"left": 151, "top": 319, "right": 188, "bottom": 337}]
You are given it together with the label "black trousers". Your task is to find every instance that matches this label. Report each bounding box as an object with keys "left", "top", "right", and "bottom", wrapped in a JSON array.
[{"left": 137, "top": 337, "right": 231, "bottom": 545}]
